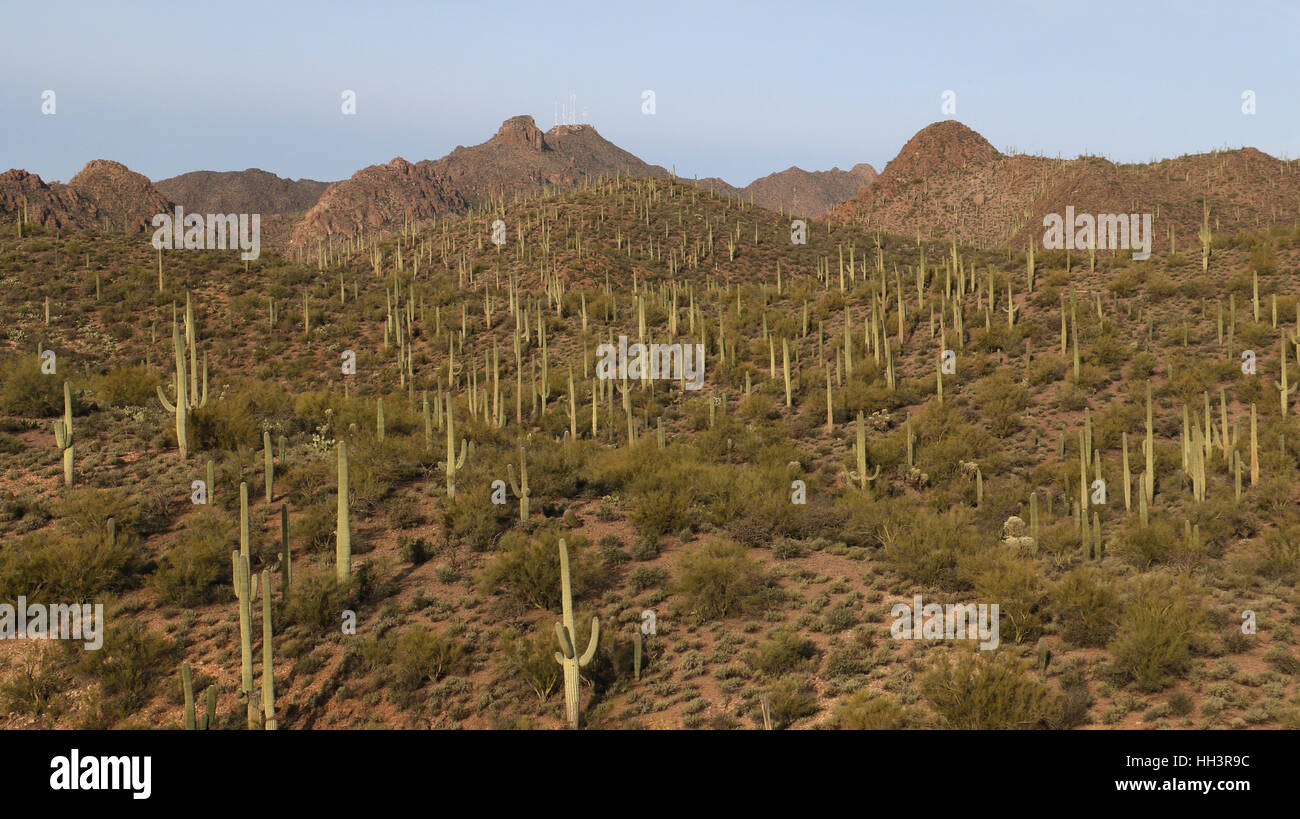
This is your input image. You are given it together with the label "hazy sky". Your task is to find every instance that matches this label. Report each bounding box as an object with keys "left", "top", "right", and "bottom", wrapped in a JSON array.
[{"left": 3, "top": 0, "right": 1297, "bottom": 185}]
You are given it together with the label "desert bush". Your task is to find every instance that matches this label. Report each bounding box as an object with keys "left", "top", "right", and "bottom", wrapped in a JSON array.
[
  {"left": 79, "top": 621, "right": 175, "bottom": 723},
  {"left": 921, "top": 650, "right": 1051, "bottom": 729},
  {"left": 477, "top": 531, "right": 598, "bottom": 610},
  {"left": 960, "top": 553, "right": 1046, "bottom": 643},
  {"left": 831, "top": 689, "right": 907, "bottom": 729},
  {"left": 397, "top": 535, "right": 432, "bottom": 566},
  {"left": 0, "top": 354, "right": 63, "bottom": 416},
  {"left": 0, "top": 526, "right": 146, "bottom": 603},
  {"left": 500, "top": 625, "right": 560, "bottom": 701},
  {"left": 95, "top": 364, "right": 161, "bottom": 407},
  {"left": 761, "top": 673, "right": 818, "bottom": 728},
  {"left": 628, "top": 566, "right": 668, "bottom": 592},
  {"left": 440, "top": 483, "right": 511, "bottom": 552},
  {"left": 1051, "top": 566, "right": 1119, "bottom": 648},
  {"left": 150, "top": 507, "right": 236, "bottom": 606},
  {"left": 283, "top": 564, "right": 354, "bottom": 629},
  {"left": 1107, "top": 574, "right": 1206, "bottom": 692},
  {"left": 881, "top": 506, "right": 985, "bottom": 591},
  {"left": 390, "top": 624, "right": 469, "bottom": 693},
  {"left": 1116, "top": 516, "right": 1179, "bottom": 568},
  {"left": 746, "top": 629, "right": 821, "bottom": 675},
  {"left": 674, "top": 539, "right": 771, "bottom": 621}
]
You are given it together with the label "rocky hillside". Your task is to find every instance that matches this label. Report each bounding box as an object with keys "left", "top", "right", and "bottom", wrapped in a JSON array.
[
  {"left": 0, "top": 161, "right": 171, "bottom": 234},
  {"left": 830, "top": 120, "right": 1300, "bottom": 251},
  {"left": 288, "top": 116, "right": 669, "bottom": 247},
  {"left": 67, "top": 160, "right": 172, "bottom": 234}
]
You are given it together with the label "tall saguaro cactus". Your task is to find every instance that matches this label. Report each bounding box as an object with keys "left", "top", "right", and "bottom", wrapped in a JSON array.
[
  {"left": 261, "top": 568, "right": 278, "bottom": 730},
  {"left": 182, "top": 661, "right": 196, "bottom": 729},
  {"left": 336, "top": 441, "right": 351, "bottom": 583},
  {"left": 846, "top": 411, "right": 881, "bottom": 490},
  {"left": 445, "top": 401, "right": 469, "bottom": 498},
  {"left": 52, "top": 380, "right": 74, "bottom": 486},
  {"left": 157, "top": 322, "right": 208, "bottom": 459},
  {"left": 506, "top": 446, "right": 531, "bottom": 521},
  {"left": 263, "top": 430, "right": 274, "bottom": 503},
  {"left": 553, "top": 538, "right": 599, "bottom": 729},
  {"left": 232, "top": 550, "right": 260, "bottom": 730}
]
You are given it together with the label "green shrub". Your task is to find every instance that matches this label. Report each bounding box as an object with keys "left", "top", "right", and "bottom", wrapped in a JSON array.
[
  {"left": 0, "top": 527, "right": 146, "bottom": 603},
  {"left": 747, "top": 629, "right": 820, "bottom": 675},
  {"left": 921, "top": 650, "right": 1051, "bottom": 728},
  {"left": 1107, "top": 574, "right": 1206, "bottom": 692},
  {"left": 397, "top": 535, "right": 432, "bottom": 566},
  {"left": 0, "top": 355, "right": 63, "bottom": 416},
  {"left": 477, "top": 531, "right": 598, "bottom": 610},
  {"left": 831, "top": 689, "right": 906, "bottom": 729},
  {"left": 762, "top": 673, "right": 818, "bottom": 728},
  {"left": 674, "top": 539, "right": 771, "bottom": 621},
  {"left": 79, "top": 621, "right": 175, "bottom": 723},
  {"left": 500, "top": 626, "right": 560, "bottom": 701},
  {"left": 150, "top": 508, "right": 236, "bottom": 606},
  {"left": 390, "top": 624, "right": 469, "bottom": 692},
  {"left": 96, "top": 364, "right": 161, "bottom": 407},
  {"left": 1051, "top": 566, "right": 1119, "bottom": 648}
]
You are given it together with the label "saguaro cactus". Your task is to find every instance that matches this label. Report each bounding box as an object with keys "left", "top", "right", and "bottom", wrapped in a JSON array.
[
  {"left": 157, "top": 322, "right": 208, "bottom": 459},
  {"left": 506, "top": 446, "right": 531, "bottom": 521},
  {"left": 1276, "top": 336, "right": 1294, "bottom": 416},
  {"left": 553, "top": 538, "right": 599, "bottom": 729},
  {"left": 261, "top": 568, "right": 278, "bottom": 730},
  {"left": 182, "top": 661, "right": 196, "bottom": 729},
  {"left": 231, "top": 550, "right": 260, "bottom": 730},
  {"left": 445, "top": 402, "right": 469, "bottom": 498},
  {"left": 52, "top": 380, "right": 74, "bottom": 487},
  {"left": 847, "top": 411, "right": 881, "bottom": 490},
  {"left": 263, "top": 430, "right": 274, "bottom": 503},
  {"left": 280, "top": 503, "right": 291, "bottom": 593},
  {"left": 336, "top": 441, "right": 351, "bottom": 583}
]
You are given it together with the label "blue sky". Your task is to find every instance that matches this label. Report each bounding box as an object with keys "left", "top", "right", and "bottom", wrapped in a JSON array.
[{"left": 2, "top": 0, "right": 1297, "bottom": 185}]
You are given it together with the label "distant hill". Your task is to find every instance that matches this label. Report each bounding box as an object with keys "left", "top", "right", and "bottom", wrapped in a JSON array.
[
  {"left": 829, "top": 120, "right": 1300, "bottom": 250},
  {"left": 155, "top": 169, "right": 331, "bottom": 216},
  {"left": 0, "top": 160, "right": 171, "bottom": 234},
  {"left": 288, "top": 116, "right": 670, "bottom": 247}
]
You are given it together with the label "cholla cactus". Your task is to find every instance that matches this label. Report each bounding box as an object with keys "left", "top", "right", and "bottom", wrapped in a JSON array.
[{"left": 1001, "top": 516, "right": 1035, "bottom": 550}]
